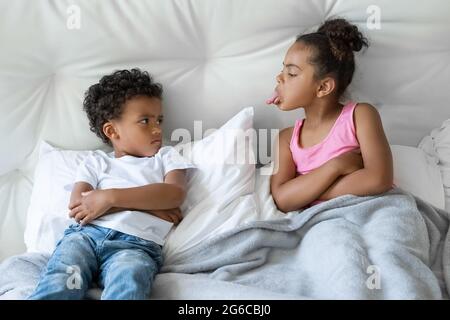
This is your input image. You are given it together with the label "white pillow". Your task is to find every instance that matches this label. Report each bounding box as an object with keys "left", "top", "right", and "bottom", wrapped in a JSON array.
[
  {"left": 24, "top": 143, "right": 93, "bottom": 254},
  {"left": 163, "top": 107, "right": 256, "bottom": 259},
  {"left": 24, "top": 107, "right": 256, "bottom": 255},
  {"left": 418, "top": 118, "right": 450, "bottom": 212},
  {"left": 391, "top": 144, "right": 445, "bottom": 210}
]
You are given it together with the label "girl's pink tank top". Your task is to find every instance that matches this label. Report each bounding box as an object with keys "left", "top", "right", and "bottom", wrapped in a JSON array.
[{"left": 289, "top": 101, "right": 360, "bottom": 206}]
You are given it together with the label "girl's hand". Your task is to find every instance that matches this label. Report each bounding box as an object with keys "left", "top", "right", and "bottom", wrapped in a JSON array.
[
  {"left": 69, "top": 189, "right": 113, "bottom": 225},
  {"left": 146, "top": 208, "right": 183, "bottom": 225},
  {"left": 331, "top": 149, "right": 364, "bottom": 175}
]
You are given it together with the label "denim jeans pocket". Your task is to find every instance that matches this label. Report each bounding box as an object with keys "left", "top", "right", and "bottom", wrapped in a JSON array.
[
  {"left": 129, "top": 235, "right": 158, "bottom": 248},
  {"left": 130, "top": 235, "right": 162, "bottom": 254}
]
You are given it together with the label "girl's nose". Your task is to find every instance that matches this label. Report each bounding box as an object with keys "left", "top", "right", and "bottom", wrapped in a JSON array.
[{"left": 276, "top": 73, "right": 282, "bottom": 83}]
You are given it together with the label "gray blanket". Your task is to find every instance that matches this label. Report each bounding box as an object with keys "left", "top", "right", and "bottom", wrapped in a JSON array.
[
  {"left": 1, "top": 188, "right": 449, "bottom": 299},
  {"left": 161, "top": 188, "right": 450, "bottom": 299}
]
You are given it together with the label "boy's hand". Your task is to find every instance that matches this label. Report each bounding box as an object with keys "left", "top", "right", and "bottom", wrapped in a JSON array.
[
  {"left": 146, "top": 208, "right": 183, "bottom": 225},
  {"left": 69, "top": 189, "right": 113, "bottom": 226}
]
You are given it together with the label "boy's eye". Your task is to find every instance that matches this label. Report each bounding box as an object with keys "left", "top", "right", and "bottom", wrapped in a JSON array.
[
  {"left": 288, "top": 73, "right": 297, "bottom": 77},
  {"left": 157, "top": 117, "right": 164, "bottom": 125},
  {"left": 140, "top": 118, "right": 149, "bottom": 124}
]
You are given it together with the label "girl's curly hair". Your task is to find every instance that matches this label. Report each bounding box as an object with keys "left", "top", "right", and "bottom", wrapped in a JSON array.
[
  {"left": 296, "top": 18, "right": 369, "bottom": 97},
  {"left": 83, "top": 68, "right": 163, "bottom": 146}
]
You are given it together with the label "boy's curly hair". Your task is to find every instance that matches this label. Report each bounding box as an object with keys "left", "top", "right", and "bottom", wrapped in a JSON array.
[{"left": 83, "top": 68, "right": 163, "bottom": 146}]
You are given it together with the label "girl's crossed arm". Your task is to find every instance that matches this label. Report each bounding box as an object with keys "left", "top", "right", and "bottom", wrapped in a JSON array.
[
  {"left": 270, "top": 127, "right": 363, "bottom": 212},
  {"left": 318, "top": 103, "right": 393, "bottom": 201}
]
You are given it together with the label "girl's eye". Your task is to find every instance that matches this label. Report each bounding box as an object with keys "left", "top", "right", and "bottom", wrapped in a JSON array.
[{"left": 281, "top": 67, "right": 296, "bottom": 77}]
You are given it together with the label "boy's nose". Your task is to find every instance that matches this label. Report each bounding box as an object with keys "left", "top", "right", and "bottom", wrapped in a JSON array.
[{"left": 152, "top": 127, "right": 161, "bottom": 135}]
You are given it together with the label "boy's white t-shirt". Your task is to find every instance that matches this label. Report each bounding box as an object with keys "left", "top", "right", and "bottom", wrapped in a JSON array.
[{"left": 74, "top": 146, "right": 195, "bottom": 245}]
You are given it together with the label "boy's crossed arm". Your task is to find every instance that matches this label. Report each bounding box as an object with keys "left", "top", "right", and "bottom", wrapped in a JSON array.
[{"left": 69, "top": 169, "right": 187, "bottom": 226}]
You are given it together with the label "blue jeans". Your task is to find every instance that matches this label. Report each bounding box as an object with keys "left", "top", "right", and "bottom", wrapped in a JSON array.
[{"left": 28, "top": 223, "right": 163, "bottom": 300}]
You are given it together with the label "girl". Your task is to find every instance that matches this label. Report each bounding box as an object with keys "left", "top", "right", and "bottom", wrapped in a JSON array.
[{"left": 268, "top": 18, "right": 393, "bottom": 212}]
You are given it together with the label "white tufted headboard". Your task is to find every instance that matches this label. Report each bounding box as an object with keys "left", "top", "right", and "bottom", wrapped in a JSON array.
[{"left": 1, "top": 0, "right": 450, "bottom": 260}]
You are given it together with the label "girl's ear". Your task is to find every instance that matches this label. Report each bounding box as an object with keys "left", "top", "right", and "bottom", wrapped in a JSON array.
[
  {"left": 316, "top": 77, "right": 336, "bottom": 98},
  {"left": 103, "top": 122, "right": 119, "bottom": 140}
]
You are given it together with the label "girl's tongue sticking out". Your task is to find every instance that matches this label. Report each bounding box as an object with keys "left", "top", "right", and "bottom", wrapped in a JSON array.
[{"left": 265, "top": 91, "right": 280, "bottom": 105}]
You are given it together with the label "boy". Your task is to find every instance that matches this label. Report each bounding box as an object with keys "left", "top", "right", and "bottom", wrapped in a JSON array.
[{"left": 29, "top": 68, "right": 194, "bottom": 300}]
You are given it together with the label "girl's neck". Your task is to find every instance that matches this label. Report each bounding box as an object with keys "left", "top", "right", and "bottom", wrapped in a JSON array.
[{"left": 303, "top": 99, "right": 343, "bottom": 127}]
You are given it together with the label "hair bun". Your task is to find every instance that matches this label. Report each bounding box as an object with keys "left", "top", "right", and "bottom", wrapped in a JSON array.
[{"left": 318, "top": 18, "right": 368, "bottom": 60}]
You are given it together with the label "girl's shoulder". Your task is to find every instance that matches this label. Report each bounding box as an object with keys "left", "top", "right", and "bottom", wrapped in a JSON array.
[
  {"left": 353, "top": 102, "right": 379, "bottom": 114},
  {"left": 279, "top": 126, "right": 295, "bottom": 143},
  {"left": 353, "top": 102, "right": 381, "bottom": 122},
  {"left": 353, "top": 102, "right": 383, "bottom": 134}
]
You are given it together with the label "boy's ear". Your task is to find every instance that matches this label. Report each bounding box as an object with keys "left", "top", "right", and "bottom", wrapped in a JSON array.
[
  {"left": 103, "top": 122, "right": 118, "bottom": 140},
  {"left": 316, "top": 76, "right": 336, "bottom": 98}
]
